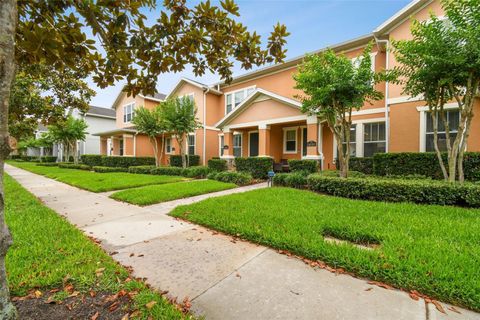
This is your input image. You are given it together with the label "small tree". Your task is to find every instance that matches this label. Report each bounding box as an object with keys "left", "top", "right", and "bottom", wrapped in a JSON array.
[
  {"left": 393, "top": 0, "right": 480, "bottom": 183},
  {"left": 162, "top": 97, "right": 201, "bottom": 168},
  {"left": 294, "top": 44, "right": 386, "bottom": 178},
  {"left": 48, "top": 116, "right": 88, "bottom": 164},
  {"left": 132, "top": 106, "right": 167, "bottom": 167}
]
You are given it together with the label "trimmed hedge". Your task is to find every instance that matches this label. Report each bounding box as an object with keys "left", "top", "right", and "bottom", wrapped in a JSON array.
[
  {"left": 288, "top": 159, "right": 318, "bottom": 174},
  {"left": 151, "top": 166, "right": 184, "bottom": 176},
  {"left": 58, "top": 163, "right": 91, "bottom": 170},
  {"left": 81, "top": 154, "right": 103, "bottom": 167},
  {"left": 183, "top": 166, "right": 211, "bottom": 179},
  {"left": 273, "top": 172, "right": 308, "bottom": 188},
  {"left": 349, "top": 157, "right": 374, "bottom": 175},
  {"left": 306, "top": 174, "right": 480, "bottom": 207},
  {"left": 208, "top": 159, "right": 228, "bottom": 172},
  {"left": 372, "top": 152, "right": 480, "bottom": 181},
  {"left": 207, "top": 171, "right": 252, "bottom": 186},
  {"left": 170, "top": 155, "right": 200, "bottom": 167},
  {"left": 101, "top": 156, "right": 155, "bottom": 168},
  {"left": 128, "top": 165, "right": 156, "bottom": 174},
  {"left": 235, "top": 157, "right": 273, "bottom": 179},
  {"left": 92, "top": 166, "right": 128, "bottom": 173},
  {"left": 40, "top": 156, "right": 57, "bottom": 163}
]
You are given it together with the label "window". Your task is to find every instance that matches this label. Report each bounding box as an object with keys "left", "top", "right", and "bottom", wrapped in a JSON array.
[
  {"left": 363, "top": 122, "right": 386, "bottom": 157},
  {"left": 233, "top": 134, "right": 242, "bottom": 158},
  {"left": 179, "top": 93, "right": 195, "bottom": 115},
  {"left": 425, "top": 110, "right": 459, "bottom": 152},
  {"left": 123, "top": 103, "right": 135, "bottom": 123},
  {"left": 342, "top": 125, "right": 357, "bottom": 157},
  {"left": 165, "top": 138, "right": 172, "bottom": 154},
  {"left": 284, "top": 128, "right": 297, "bottom": 153},
  {"left": 187, "top": 134, "right": 195, "bottom": 155},
  {"left": 219, "top": 135, "right": 225, "bottom": 157},
  {"left": 225, "top": 87, "right": 255, "bottom": 114}
]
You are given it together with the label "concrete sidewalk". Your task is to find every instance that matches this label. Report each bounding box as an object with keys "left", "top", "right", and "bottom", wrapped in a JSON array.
[{"left": 5, "top": 164, "right": 479, "bottom": 320}]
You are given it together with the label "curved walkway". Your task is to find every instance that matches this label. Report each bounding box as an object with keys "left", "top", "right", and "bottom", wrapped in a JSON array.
[{"left": 5, "top": 164, "right": 479, "bottom": 320}]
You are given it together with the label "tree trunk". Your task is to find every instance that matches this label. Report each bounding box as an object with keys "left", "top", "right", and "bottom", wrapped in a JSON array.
[
  {"left": 0, "top": 0, "right": 18, "bottom": 318},
  {"left": 177, "top": 135, "right": 186, "bottom": 169},
  {"left": 159, "top": 134, "right": 165, "bottom": 165},
  {"left": 150, "top": 136, "right": 159, "bottom": 167},
  {"left": 430, "top": 110, "right": 449, "bottom": 181}
]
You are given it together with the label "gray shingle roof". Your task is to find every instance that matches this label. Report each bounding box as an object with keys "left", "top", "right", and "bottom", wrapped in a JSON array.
[
  {"left": 86, "top": 105, "right": 116, "bottom": 118},
  {"left": 145, "top": 92, "right": 166, "bottom": 101}
]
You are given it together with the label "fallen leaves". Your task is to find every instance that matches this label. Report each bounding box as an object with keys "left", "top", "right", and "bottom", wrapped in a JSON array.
[
  {"left": 145, "top": 300, "right": 157, "bottom": 310},
  {"left": 91, "top": 311, "right": 99, "bottom": 320}
]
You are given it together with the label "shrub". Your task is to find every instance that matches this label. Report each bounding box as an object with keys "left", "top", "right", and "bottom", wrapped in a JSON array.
[
  {"left": 183, "top": 166, "right": 211, "bottom": 179},
  {"left": 208, "top": 159, "right": 228, "bottom": 172},
  {"left": 306, "top": 174, "right": 480, "bottom": 207},
  {"left": 40, "top": 156, "right": 57, "bottom": 163},
  {"left": 151, "top": 166, "right": 184, "bottom": 176},
  {"left": 58, "top": 163, "right": 91, "bottom": 170},
  {"left": 9, "top": 155, "right": 21, "bottom": 160},
  {"left": 208, "top": 171, "right": 252, "bottom": 186},
  {"left": 288, "top": 159, "right": 318, "bottom": 174},
  {"left": 235, "top": 157, "right": 273, "bottom": 179},
  {"left": 20, "top": 155, "right": 37, "bottom": 162},
  {"left": 128, "top": 165, "right": 156, "bottom": 174},
  {"left": 36, "top": 163, "right": 58, "bottom": 167},
  {"left": 170, "top": 155, "right": 200, "bottom": 167},
  {"left": 101, "top": 156, "right": 156, "bottom": 168},
  {"left": 273, "top": 172, "right": 308, "bottom": 188},
  {"left": 349, "top": 157, "right": 374, "bottom": 175},
  {"left": 93, "top": 166, "right": 128, "bottom": 173},
  {"left": 81, "top": 154, "right": 103, "bottom": 167}
]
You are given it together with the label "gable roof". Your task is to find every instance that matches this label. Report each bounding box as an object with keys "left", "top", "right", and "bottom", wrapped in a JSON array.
[
  {"left": 110, "top": 86, "right": 167, "bottom": 109},
  {"left": 166, "top": 77, "right": 222, "bottom": 99},
  {"left": 215, "top": 88, "right": 302, "bottom": 128},
  {"left": 86, "top": 105, "right": 116, "bottom": 119},
  {"left": 374, "top": 0, "right": 432, "bottom": 36}
]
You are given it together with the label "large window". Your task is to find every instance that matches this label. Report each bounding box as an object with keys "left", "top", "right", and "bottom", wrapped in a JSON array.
[
  {"left": 425, "top": 110, "right": 459, "bottom": 152},
  {"left": 225, "top": 87, "right": 255, "bottom": 114},
  {"left": 233, "top": 134, "right": 242, "bottom": 158},
  {"left": 363, "top": 122, "right": 386, "bottom": 157},
  {"left": 165, "top": 138, "right": 172, "bottom": 154},
  {"left": 123, "top": 103, "right": 135, "bottom": 123},
  {"left": 284, "top": 128, "right": 297, "bottom": 153},
  {"left": 342, "top": 125, "right": 357, "bottom": 157},
  {"left": 187, "top": 134, "right": 195, "bottom": 155}
]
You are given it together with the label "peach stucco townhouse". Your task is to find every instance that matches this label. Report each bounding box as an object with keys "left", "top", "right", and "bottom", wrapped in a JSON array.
[{"left": 96, "top": 0, "right": 480, "bottom": 169}]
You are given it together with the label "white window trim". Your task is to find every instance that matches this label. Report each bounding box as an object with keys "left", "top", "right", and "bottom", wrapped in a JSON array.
[
  {"left": 218, "top": 134, "right": 224, "bottom": 157},
  {"left": 248, "top": 130, "right": 259, "bottom": 157},
  {"left": 233, "top": 132, "right": 243, "bottom": 158},
  {"left": 123, "top": 102, "right": 135, "bottom": 124},
  {"left": 418, "top": 103, "right": 460, "bottom": 152},
  {"left": 283, "top": 127, "right": 298, "bottom": 154},
  {"left": 333, "top": 118, "right": 386, "bottom": 158},
  {"left": 165, "top": 137, "right": 173, "bottom": 155},
  {"left": 186, "top": 133, "right": 196, "bottom": 155},
  {"left": 224, "top": 85, "right": 256, "bottom": 115},
  {"left": 363, "top": 122, "right": 387, "bottom": 157}
]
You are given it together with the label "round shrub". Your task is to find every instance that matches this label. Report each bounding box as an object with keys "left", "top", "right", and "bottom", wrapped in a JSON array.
[
  {"left": 208, "top": 159, "right": 228, "bottom": 172},
  {"left": 288, "top": 159, "right": 318, "bottom": 174},
  {"left": 183, "top": 166, "right": 211, "bottom": 179},
  {"left": 208, "top": 171, "right": 252, "bottom": 186}
]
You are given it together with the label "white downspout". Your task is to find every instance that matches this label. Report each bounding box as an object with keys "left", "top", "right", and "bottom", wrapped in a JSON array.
[
  {"left": 375, "top": 37, "right": 390, "bottom": 153},
  {"left": 203, "top": 88, "right": 210, "bottom": 165}
]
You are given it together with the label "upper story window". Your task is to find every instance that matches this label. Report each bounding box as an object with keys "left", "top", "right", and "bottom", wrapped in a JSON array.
[
  {"left": 351, "top": 53, "right": 376, "bottom": 73},
  {"left": 123, "top": 103, "right": 135, "bottom": 123},
  {"left": 179, "top": 93, "right": 195, "bottom": 115},
  {"left": 225, "top": 86, "right": 255, "bottom": 115}
]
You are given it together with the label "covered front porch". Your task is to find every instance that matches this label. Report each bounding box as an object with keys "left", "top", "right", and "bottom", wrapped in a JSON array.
[
  {"left": 95, "top": 128, "right": 137, "bottom": 156},
  {"left": 216, "top": 88, "right": 326, "bottom": 170}
]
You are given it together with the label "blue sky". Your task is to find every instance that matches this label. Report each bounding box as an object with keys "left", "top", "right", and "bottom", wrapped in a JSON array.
[{"left": 90, "top": 0, "right": 411, "bottom": 108}]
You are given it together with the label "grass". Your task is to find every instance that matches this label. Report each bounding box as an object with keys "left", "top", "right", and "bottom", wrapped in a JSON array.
[
  {"left": 110, "top": 180, "right": 237, "bottom": 206},
  {"left": 170, "top": 187, "right": 480, "bottom": 312},
  {"left": 4, "top": 173, "right": 189, "bottom": 319},
  {"left": 8, "top": 161, "right": 186, "bottom": 192}
]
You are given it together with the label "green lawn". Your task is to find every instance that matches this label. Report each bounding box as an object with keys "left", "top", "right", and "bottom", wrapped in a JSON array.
[
  {"left": 170, "top": 187, "right": 480, "bottom": 311},
  {"left": 110, "top": 180, "right": 237, "bottom": 206},
  {"left": 4, "top": 174, "right": 188, "bottom": 319},
  {"left": 8, "top": 161, "right": 186, "bottom": 192}
]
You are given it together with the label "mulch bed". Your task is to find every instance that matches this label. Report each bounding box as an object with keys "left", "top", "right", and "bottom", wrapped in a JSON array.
[{"left": 12, "top": 289, "right": 133, "bottom": 320}]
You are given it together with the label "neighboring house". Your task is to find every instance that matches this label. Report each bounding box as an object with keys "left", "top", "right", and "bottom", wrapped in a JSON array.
[
  {"left": 97, "top": 0, "right": 480, "bottom": 169},
  {"left": 28, "top": 105, "right": 116, "bottom": 158}
]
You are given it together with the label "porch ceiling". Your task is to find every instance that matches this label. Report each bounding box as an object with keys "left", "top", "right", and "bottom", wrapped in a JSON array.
[{"left": 93, "top": 128, "right": 136, "bottom": 137}]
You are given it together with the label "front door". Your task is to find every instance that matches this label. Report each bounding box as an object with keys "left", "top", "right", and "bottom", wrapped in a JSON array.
[
  {"left": 302, "top": 128, "right": 308, "bottom": 157},
  {"left": 249, "top": 132, "right": 259, "bottom": 157}
]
